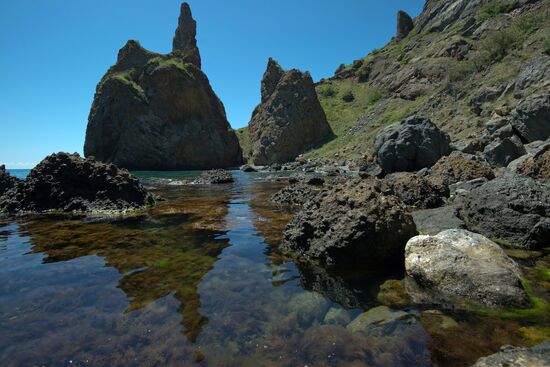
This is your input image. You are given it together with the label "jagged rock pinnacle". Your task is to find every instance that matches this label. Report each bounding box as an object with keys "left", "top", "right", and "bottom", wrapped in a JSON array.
[
  {"left": 396, "top": 10, "right": 414, "bottom": 41},
  {"left": 261, "top": 58, "right": 285, "bottom": 102},
  {"left": 173, "top": 2, "right": 201, "bottom": 68}
]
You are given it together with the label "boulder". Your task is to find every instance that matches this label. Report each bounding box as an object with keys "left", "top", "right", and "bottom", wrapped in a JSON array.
[
  {"left": 0, "top": 165, "right": 18, "bottom": 197},
  {"left": 0, "top": 153, "right": 155, "bottom": 214},
  {"left": 282, "top": 178, "right": 418, "bottom": 267},
  {"left": 287, "top": 291, "right": 329, "bottom": 326},
  {"left": 459, "top": 174, "right": 550, "bottom": 249},
  {"left": 192, "top": 169, "right": 233, "bottom": 184},
  {"left": 240, "top": 164, "right": 257, "bottom": 172},
  {"left": 517, "top": 144, "right": 550, "bottom": 180},
  {"left": 514, "top": 55, "right": 550, "bottom": 95},
  {"left": 428, "top": 152, "right": 495, "bottom": 187},
  {"left": 483, "top": 137, "right": 526, "bottom": 167},
  {"left": 510, "top": 93, "right": 550, "bottom": 143},
  {"left": 84, "top": 4, "right": 242, "bottom": 170},
  {"left": 387, "top": 172, "right": 449, "bottom": 209},
  {"left": 405, "top": 229, "right": 529, "bottom": 307},
  {"left": 248, "top": 59, "right": 333, "bottom": 165},
  {"left": 374, "top": 116, "right": 451, "bottom": 173},
  {"left": 412, "top": 205, "right": 466, "bottom": 235},
  {"left": 396, "top": 11, "right": 414, "bottom": 41},
  {"left": 471, "top": 342, "right": 550, "bottom": 367},
  {"left": 346, "top": 306, "right": 416, "bottom": 335}
]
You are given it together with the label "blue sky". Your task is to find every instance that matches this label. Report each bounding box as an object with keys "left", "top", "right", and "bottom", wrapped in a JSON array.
[{"left": 0, "top": 0, "right": 424, "bottom": 168}]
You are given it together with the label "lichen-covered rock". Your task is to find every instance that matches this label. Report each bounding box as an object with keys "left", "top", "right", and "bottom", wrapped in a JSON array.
[
  {"left": 396, "top": 11, "right": 414, "bottom": 41},
  {"left": 518, "top": 144, "right": 550, "bottom": 181},
  {"left": 387, "top": 172, "right": 449, "bottom": 209},
  {"left": 459, "top": 174, "right": 550, "bottom": 249},
  {"left": 282, "top": 178, "right": 418, "bottom": 267},
  {"left": 405, "top": 229, "right": 529, "bottom": 307},
  {"left": 374, "top": 116, "right": 451, "bottom": 173},
  {"left": 248, "top": 59, "right": 333, "bottom": 165},
  {"left": 0, "top": 153, "right": 155, "bottom": 214},
  {"left": 84, "top": 4, "right": 242, "bottom": 170},
  {"left": 471, "top": 342, "right": 550, "bottom": 367},
  {"left": 510, "top": 92, "right": 550, "bottom": 143},
  {"left": 428, "top": 152, "right": 495, "bottom": 187},
  {"left": 0, "top": 165, "right": 18, "bottom": 197},
  {"left": 192, "top": 169, "right": 233, "bottom": 184}
]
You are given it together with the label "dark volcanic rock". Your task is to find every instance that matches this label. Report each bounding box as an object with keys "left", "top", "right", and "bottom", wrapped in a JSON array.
[
  {"left": 471, "top": 342, "right": 550, "bottom": 367},
  {"left": 483, "top": 137, "right": 526, "bottom": 168},
  {"left": 84, "top": 4, "right": 242, "bottom": 170},
  {"left": 396, "top": 10, "right": 414, "bottom": 41},
  {"left": 0, "top": 153, "right": 154, "bottom": 214},
  {"left": 405, "top": 229, "right": 529, "bottom": 308},
  {"left": 374, "top": 116, "right": 451, "bottom": 173},
  {"left": 282, "top": 178, "right": 418, "bottom": 267},
  {"left": 510, "top": 92, "right": 550, "bottom": 143},
  {"left": 172, "top": 2, "right": 201, "bottom": 68},
  {"left": 428, "top": 152, "right": 495, "bottom": 187},
  {"left": 192, "top": 169, "right": 233, "bottom": 184},
  {"left": 518, "top": 145, "right": 550, "bottom": 180},
  {"left": 248, "top": 59, "right": 333, "bottom": 165},
  {"left": 412, "top": 205, "right": 466, "bottom": 235},
  {"left": 0, "top": 165, "right": 18, "bottom": 197},
  {"left": 388, "top": 173, "right": 448, "bottom": 209},
  {"left": 459, "top": 174, "right": 550, "bottom": 249},
  {"left": 270, "top": 183, "right": 317, "bottom": 207}
]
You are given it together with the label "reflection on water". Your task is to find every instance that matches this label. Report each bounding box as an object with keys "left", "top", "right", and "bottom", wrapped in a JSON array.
[{"left": 0, "top": 171, "right": 547, "bottom": 366}]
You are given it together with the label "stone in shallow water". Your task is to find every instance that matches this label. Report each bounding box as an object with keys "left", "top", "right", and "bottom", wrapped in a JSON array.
[
  {"left": 287, "top": 291, "right": 330, "bottom": 326},
  {"left": 376, "top": 279, "right": 412, "bottom": 308},
  {"left": 323, "top": 307, "right": 352, "bottom": 326},
  {"left": 470, "top": 341, "right": 550, "bottom": 367},
  {"left": 346, "top": 306, "right": 416, "bottom": 336}
]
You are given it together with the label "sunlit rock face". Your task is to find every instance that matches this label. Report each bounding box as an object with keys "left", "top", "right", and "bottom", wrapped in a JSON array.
[{"left": 84, "top": 3, "right": 242, "bottom": 170}]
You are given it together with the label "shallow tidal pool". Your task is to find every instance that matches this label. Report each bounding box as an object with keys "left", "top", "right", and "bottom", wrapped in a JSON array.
[{"left": 0, "top": 171, "right": 548, "bottom": 367}]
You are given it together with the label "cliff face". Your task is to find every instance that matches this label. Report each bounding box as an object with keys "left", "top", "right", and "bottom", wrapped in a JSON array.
[
  {"left": 248, "top": 59, "right": 333, "bottom": 165},
  {"left": 84, "top": 3, "right": 242, "bottom": 170},
  {"left": 309, "top": 0, "right": 549, "bottom": 161}
]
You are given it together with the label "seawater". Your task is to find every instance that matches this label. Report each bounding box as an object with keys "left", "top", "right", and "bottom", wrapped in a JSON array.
[{"left": 0, "top": 171, "right": 547, "bottom": 366}]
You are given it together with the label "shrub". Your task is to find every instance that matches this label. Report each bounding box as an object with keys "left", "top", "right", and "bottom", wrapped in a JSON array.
[
  {"left": 356, "top": 62, "right": 372, "bottom": 82},
  {"left": 341, "top": 90, "right": 355, "bottom": 102},
  {"left": 543, "top": 36, "right": 550, "bottom": 56},
  {"left": 365, "top": 87, "right": 387, "bottom": 105},
  {"left": 318, "top": 84, "right": 337, "bottom": 98}
]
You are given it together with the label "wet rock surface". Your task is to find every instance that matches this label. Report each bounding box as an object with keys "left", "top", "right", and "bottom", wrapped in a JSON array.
[
  {"left": 192, "top": 169, "right": 234, "bottom": 185},
  {"left": 248, "top": 59, "right": 333, "bottom": 165},
  {"left": 405, "top": 229, "right": 529, "bottom": 307},
  {"left": 282, "top": 178, "right": 417, "bottom": 267},
  {"left": 471, "top": 341, "right": 550, "bottom": 367},
  {"left": 0, "top": 153, "right": 155, "bottom": 214},
  {"left": 374, "top": 116, "right": 451, "bottom": 173},
  {"left": 458, "top": 174, "right": 550, "bottom": 249}
]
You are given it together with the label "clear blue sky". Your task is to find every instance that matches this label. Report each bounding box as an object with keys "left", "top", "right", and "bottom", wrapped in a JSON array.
[{"left": 0, "top": 0, "right": 424, "bottom": 168}]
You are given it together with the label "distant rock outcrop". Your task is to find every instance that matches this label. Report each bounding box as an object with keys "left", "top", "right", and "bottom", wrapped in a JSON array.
[
  {"left": 0, "top": 165, "right": 18, "bottom": 197},
  {"left": 0, "top": 153, "right": 154, "bottom": 214},
  {"left": 396, "top": 11, "right": 414, "bottom": 41},
  {"left": 248, "top": 59, "right": 333, "bottom": 165},
  {"left": 84, "top": 2, "right": 242, "bottom": 170}
]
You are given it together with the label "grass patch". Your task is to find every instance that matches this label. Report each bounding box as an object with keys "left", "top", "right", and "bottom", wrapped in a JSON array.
[
  {"left": 476, "top": 1, "right": 518, "bottom": 22},
  {"left": 236, "top": 127, "right": 252, "bottom": 162},
  {"left": 147, "top": 57, "right": 196, "bottom": 79}
]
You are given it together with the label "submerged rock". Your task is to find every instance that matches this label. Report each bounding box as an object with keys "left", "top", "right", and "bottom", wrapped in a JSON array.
[
  {"left": 323, "top": 307, "right": 352, "bottom": 326},
  {"left": 84, "top": 3, "right": 242, "bottom": 170},
  {"left": 0, "top": 153, "right": 155, "bottom": 214},
  {"left": 405, "top": 229, "right": 528, "bottom": 307},
  {"left": 282, "top": 178, "right": 417, "bottom": 267},
  {"left": 192, "top": 169, "right": 233, "bottom": 184},
  {"left": 346, "top": 306, "right": 416, "bottom": 335},
  {"left": 459, "top": 175, "right": 550, "bottom": 249},
  {"left": 374, "top": 116, "right": 451, "bottom": 173},
  {"left": 471, "top": 341, "right": 550, "bottom": 367},
  {"left": 288, "top": 291, "right": 330, "bottom": 326},
  {"left": 248, "top": 58, "right": 333, "bottom": 165},
  {"left": 0, "top": 165, "right": 18, "bottom": 197}
]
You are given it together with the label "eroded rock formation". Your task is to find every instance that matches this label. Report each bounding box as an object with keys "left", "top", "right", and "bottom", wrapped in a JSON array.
[
  {"left": 248, "top": 59, "right": 333, "bottom": 165},
  {"left": 84, "top": 3, "right": 242, "bottom": 170}
]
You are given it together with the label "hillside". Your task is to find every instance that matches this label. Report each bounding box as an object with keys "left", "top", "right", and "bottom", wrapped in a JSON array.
[{"left": 238, "top": 0, "right": 550, "bottom": 163}]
